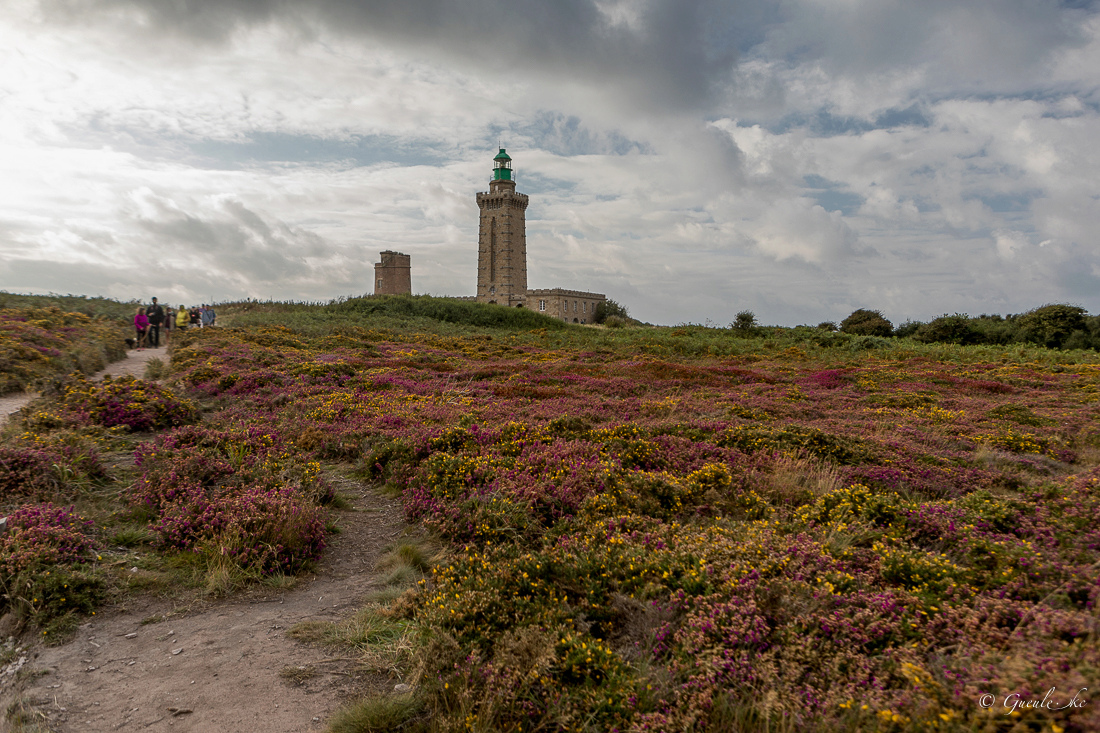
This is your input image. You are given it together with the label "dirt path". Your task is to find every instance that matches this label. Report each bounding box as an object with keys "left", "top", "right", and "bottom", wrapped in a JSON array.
[
  {"left": 5, "top": 478, "right": 409, "bottom": 733},
  {"left": 2, "top": 345, "right": 413, "bottom": 732},
  {"left": 0, "top": 346, "right": 169, "bottom": 427}
]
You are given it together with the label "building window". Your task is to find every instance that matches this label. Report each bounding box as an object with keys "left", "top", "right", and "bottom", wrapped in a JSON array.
[
  {"left": 583, "top": 302, "right": 587, "bottom": 313},
  {"left": 490, "top": 286, "right": 496, "bottom": 295},
  {"left": 377, "top": 279, "right": 383, "bottom": 289},
  {"left": 573, "top": 301, "right": 577, "bottom": 312},
  {"left": 539, "top": 300, "right": 546, "bottom": 311}
]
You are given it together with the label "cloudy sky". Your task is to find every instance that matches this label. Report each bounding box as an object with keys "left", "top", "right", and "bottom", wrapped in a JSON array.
[{"left": 2, "top": 0, "right": 1099, "bottom": 326}]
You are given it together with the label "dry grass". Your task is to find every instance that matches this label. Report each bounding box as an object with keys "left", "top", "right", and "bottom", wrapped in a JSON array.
[
  {"left": 290, "top": 604, "right": 417, "bottom": 677},
  {"left": 279, "top": 664, "right": 318, "bottom": 684},
  {"left": 764, "top": 454, "right": 843, "bottom": 506},
  {"left": 377, "top": 535, "right": 444, "bottom": 587},
  {"left": 4, "top": 698, "right": 52, "bottom": 733},
  {"left": 326, "top": 693, "right": 425, "bottom": 733},
  {"left": 1075, "top": 444, "right": 1100, "bottom": 467}
]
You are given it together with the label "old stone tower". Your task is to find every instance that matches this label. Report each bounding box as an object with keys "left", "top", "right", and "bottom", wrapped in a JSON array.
[
  {"left": 476, "top": 149, "right": 529, "bottom": 307},
  {"left": 374, "top": 250, "right": 411, "bottom": 295}
]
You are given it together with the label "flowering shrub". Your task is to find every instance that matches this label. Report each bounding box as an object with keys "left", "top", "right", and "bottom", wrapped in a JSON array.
[
  {"left": 0, "top": 501, "right": 106, "bottom": 634},
  {"left": 0, "top": 443, "right": 108, "bottom": 500},
  {"left": 6, "top": 306, "right": 1097, "bottom": 727},
  {"left": 132, "top": 425, "right": 329, "bottom": 574},
  {"left": 154, "top": 484, "right": 326, "bottom": 574},
  {"left": 58, "top": 374, "right": 199, "bottom": 432},
  {"left": 0, "top": 503, "right": 98, "bottom": 574},
  {"left": 0, "top": 305, "right": 127, "bottom": 394},
  {"left": 146, "top": 320, "right": 1100, "bottom": 731}
]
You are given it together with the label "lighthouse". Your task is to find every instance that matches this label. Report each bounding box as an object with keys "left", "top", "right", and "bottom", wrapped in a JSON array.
[{"left": 475, "top": 148, "right": 529, "bottom": 307}]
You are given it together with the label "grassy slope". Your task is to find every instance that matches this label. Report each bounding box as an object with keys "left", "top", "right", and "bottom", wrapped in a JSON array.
[
  {"left": 4, "top": 295, "right": 1100, "bottom": 731},
  {"left": 0, "top": 294, "right": 132, "bottom": 394},
  {"left": 201, "top": 299, "right": 1099, "bottom": 732}
]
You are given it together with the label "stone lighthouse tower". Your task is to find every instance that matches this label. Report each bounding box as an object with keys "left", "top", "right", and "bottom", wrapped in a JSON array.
[{"left": 476, "top": 149, "right": 529, "bottom": 306}]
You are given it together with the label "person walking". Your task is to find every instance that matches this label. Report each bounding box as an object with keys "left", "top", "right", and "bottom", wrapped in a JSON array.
[
  {"left": 201, "top": 303, "right": 216, "bottom": 328},
  {"left": 146, "top": 297, "right": 165, "bottom": 347},
  {"left": 176, "top": 304, "right": 189, "bottom": 330},
  {"left": 134, "top": 307, "right": 149, "bottom": 350},
  {"left": 163, "top": 306, "right": 174, "bottom": 343},
  {"left": 189, "top": 306, "right": 201, "bottom": 328}
]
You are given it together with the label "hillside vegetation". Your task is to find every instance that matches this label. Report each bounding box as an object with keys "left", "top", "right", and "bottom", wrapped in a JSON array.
[
  {"left": 0, "top": 296, "right": 129, "bottom": 394},
  {"left": 2, "top": 293, "right": 1099, "bottom": 732}
]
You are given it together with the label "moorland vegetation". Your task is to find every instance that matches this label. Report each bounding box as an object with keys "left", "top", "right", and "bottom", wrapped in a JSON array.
[{"left": 2, "top": 293, "right": 1099, "bottom": 732}]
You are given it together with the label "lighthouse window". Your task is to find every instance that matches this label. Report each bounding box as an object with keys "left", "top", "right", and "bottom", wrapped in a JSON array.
[{"left": 539, "top": 300, "right": 546, "bottom": 312}]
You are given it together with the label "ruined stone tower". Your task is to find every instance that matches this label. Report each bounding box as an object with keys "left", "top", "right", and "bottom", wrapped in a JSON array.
[
  {"left": 476, "top": 149, "right": 529, "bottom": 307},
  {"left": 374, "top": 250, "right": 411, "bottom": 295}
]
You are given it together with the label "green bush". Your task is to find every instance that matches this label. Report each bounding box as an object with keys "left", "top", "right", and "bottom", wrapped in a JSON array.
[
  {"left": 839, "top": 308, "right": 893, "bottom": 337},
  {"left": 1063, "top": 329, "right": 1098, "bottom": 351},
  {"left": 732, "top": 310, "right": 757, "bottom": 331},
  {"left": 326, "top": 294, "right": 567, "bottom": 331},
  {"left": 914, "top": 314, "right": 982, "bottom": 345},
  {"left": 1017, "top": 304, "right": 1088, "bottom": 348},
  {"left": 593, "top": 298, "right": 630, "bottom": 324}
]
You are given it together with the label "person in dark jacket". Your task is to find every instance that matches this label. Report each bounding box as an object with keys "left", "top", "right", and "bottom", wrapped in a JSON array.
[{"left": 146, "top": 297, "right": 165, "bottom": 347}]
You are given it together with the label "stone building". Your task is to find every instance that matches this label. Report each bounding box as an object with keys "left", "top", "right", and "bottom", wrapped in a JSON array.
[
  {"left": 475, "top": 149, "right": 606, "bottom": 323},
  {"left": 475, "top": 149, "right": 529, "bottom": 307},
  {"left": 528, "top": 288, "right": 604, "bottom": 323},
  {"left": 374, "top": 250, "right": 411, "bottom": 295}
]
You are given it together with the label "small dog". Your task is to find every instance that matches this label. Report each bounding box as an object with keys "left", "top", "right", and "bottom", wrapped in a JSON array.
[{"left": 125, "top": 337, "right": 137, "bottom": 349}]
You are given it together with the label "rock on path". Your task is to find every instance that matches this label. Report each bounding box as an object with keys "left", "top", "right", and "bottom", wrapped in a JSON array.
[{"left": 0, "top": 345, "right": 168, "bottom": 427}]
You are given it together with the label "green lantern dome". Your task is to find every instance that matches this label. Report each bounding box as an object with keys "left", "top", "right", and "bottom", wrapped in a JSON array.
[{"left": 492, "top": 148, "right": 513, "bottom": 181}]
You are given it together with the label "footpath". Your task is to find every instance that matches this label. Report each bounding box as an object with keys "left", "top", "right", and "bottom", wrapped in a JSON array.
[
  {"left": 1, "top": 344, "right": 409, "bottom": 732},
  {"left": 0, "top": 345, "right": 169, "bottom": 427}
]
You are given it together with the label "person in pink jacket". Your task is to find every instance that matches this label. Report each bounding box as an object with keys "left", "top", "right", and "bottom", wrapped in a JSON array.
[{"left": 134, "top": 307, "right": 149, "bottom": 350}]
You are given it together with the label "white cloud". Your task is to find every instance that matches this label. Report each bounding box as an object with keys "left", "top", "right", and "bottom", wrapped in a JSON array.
[{"left": 1, "top": 0, "right": 1100, "bottom": 326}]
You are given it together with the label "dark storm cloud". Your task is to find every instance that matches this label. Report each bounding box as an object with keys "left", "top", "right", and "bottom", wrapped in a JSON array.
[{"left": 41, "top": 0, "right": 757, "bottom": 113}]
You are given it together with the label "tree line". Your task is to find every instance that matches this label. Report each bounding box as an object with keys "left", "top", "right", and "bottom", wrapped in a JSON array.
[{"left": 828, "top": 304, "right": 1100, "bottom": 350}]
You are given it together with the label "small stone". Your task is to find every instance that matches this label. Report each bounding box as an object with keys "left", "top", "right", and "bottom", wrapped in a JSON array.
[
  {"left": 394, "top": 683, "right": 413, "bottom": 694},
  {"left": 171, "top": 648, "right": 183, "bottom": 655},
  {"left": 124, "top": 633, "right": 137, "bottom": 639}
]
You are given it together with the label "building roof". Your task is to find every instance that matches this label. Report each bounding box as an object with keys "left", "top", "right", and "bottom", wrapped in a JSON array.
[{"left": 493, "top": 148, "right": 511, "bottom": 162}]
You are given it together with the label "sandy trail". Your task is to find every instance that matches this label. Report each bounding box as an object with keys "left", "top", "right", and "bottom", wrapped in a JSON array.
[
  {"left": 5, "top": 479, "right": 408, "bottom": 733},
  {"left": 0, "top": 345, "right": 169, "bottom": 427},
  {"left": 2, "top": 343, "right": 410, "bottom": 732}
]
